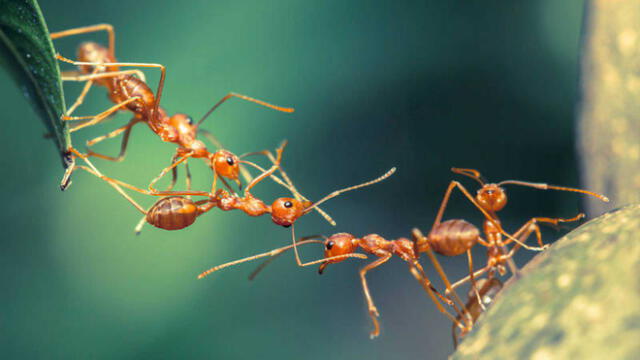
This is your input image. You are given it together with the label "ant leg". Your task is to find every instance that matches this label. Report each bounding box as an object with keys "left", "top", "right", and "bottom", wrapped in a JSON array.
[
  {"left": 67, "top": 149, "right": 146, "bottom": 214},
  {"left": 243, "top": 141, "right": 287, "bottom": 196},
  {"left": 412, "top": 228, "right": 469, "bottom": 316},
  {"left": 56, "top": 54, "right": 166, "bottom": 121},
  {"left": 163, "top": 154, "right": 193, "bottom": 194},
  {"left": 503, "top": 214, "right": 584, "bottom": 249},
  {"left": 62, "top": 69, "right": 146, "bottom": 83},
  {"left": 167, "top": 153, "right": 181, "bottom": 192},
  {"left": 467, "top": 249, "right": 485, "bottom": 311},
  {"left": 86, "top": 119, "right": 141, "bottom": 162},
  {"left": 446, "top": 216, "right": 570, "bottom": 291},
  {"left": 407, "top": 264, "right": 467, "bottom": 331},
  {"left": 51, "top": 24, "right": 116, "bottom": 57},
  {"left": 358, "top": 254, "right": 392, "bottom": 339},
  {"left": 196, "top": 92, "right": 294, "bottom": 127},
  {"left": 185, "top": 162, "right": 192, "bottom": 190},
  {"left": 148, "top": 153, "right": 194, "bottom": 193},
  {"left": 134, "top": 215, "right": 148, "bottom": 235},
  {"left": 64, "top": 97, "right": 141, "bottom": 132}
]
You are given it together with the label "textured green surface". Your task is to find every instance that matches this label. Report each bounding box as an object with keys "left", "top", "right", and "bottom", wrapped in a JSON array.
[
  {"left": 0, "top": 0, "right": 68, "bottom": 167},
  {"left": 577, "top": 0, "right": 640, "bottom": 216},
  {"left": 452, "top": 204, "right": 640, "bottom": 359}
]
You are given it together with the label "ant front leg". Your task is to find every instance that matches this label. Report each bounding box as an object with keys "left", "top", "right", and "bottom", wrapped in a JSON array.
[
  {"left": 359, "top": 254, "right": 392, "bottom": 339},
  {"left": 51, "top": 24, "right": 116, "bottom": 57},
  {"left": 503, "top": 214, "right": 584, "bottom": 251}
]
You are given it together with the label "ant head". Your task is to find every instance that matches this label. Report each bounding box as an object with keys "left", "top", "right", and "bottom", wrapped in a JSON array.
[
  {"left": 477, "top": 184, "right": 507, "bottom": 212},
  {"left": 318, "top": 233, "right": 357, "bottom": 274},
  {"left": 211, "top": 150, "right": 240, "bottom": 180},
  {"left": 270, "top": 197, "right": 306, "bottom": 227}
]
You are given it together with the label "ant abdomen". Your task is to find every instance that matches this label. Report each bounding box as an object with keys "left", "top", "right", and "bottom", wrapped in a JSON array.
[
  {"left": 425, "top": 219, "right": 479, "bottom": 256},
  {"left": 111, "top": 75, "right": 155, "bottom": 115},
  {"left": 146, "top": 196, "right": 199, "bottom": 230}
]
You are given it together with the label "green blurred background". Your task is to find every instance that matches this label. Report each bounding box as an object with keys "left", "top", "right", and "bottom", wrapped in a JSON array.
[{"left": 0, "top": 0, "right": 592, "bottom": 358}]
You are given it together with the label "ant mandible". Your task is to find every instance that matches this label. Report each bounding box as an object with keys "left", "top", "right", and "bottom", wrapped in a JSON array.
[{"left": 51, "top": 24, "right": 293, "bottom": 190}]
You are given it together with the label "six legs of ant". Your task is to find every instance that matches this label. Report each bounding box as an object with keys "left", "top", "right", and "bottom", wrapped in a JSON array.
[{"left": 51, "top": 24, "right": 295, "bottom": 189}]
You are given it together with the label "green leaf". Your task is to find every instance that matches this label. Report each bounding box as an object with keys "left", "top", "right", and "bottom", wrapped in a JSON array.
[{"left": 0, "top": 0, "right": 70, "bottom": 169}]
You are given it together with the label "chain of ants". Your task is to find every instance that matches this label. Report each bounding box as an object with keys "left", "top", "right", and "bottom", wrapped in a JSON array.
[{"left": 51, "top": 24, "right": 610, "bottom": 346}]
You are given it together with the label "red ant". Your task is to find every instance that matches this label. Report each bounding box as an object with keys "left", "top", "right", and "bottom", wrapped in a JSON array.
[
  {"left": 69, "top": 143, "right": 396, "bottom": 235},
  {"left": 431, "top": 168, "right": 608, "bottom": 296},
  {"left": 50, "top": 24, "right": 293, "bottom": 191},
  {"left": 197, "top": 170, "right": 608, "bottom": 338}
]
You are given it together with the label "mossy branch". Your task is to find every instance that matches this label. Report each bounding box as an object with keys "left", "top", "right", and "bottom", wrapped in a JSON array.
[{"left": 451, "top": 204, "right": 640, "bottom": 359}]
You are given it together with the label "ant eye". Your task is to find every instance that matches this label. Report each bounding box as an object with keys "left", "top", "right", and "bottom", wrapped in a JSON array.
[
  {"left": 226, "top": 157, "right": 235, "bottom": 166},
  {"left": 326, "top": 241, "right": 334, "bottom": 250},
  {"left": 284, "top": 201, "right": 293, "bottom": 208},
  {"left": 186, "top": 116, "right": 194, "bottom": 125}
]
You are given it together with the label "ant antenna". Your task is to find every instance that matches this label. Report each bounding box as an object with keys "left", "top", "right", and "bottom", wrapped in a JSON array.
[
  {"left": 303, "top": 167, "right": 398, "bottom": 218},
  {"left": 197, "top": 239, "right": 325, "bottom": 279},
  {"left": 248, "top": 235, "right": 327, "bottom": 280},
  {"left": 451, "top": 168, "right": 486, "bottom": 186},
  {"left": 196, "top": 93, "right": 294, "bottom": 127},
  {"left": 496, "top": 180, "right": 610, "bottom": 202}
]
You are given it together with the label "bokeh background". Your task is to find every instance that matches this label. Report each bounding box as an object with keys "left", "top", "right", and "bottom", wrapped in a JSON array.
[{"left": 0, "top": 1, "right": 594, "bottom": 359}]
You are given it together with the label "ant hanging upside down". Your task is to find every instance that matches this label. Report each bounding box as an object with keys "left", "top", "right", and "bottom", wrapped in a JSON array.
[{"left": 51, "top": 24, "right": 293, "bottom": 191}]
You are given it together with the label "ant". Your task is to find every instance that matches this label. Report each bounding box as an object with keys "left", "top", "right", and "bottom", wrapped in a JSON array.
[
  {"left": 69, "top": 143, "right": 395, "bottom": 236},
  {"left": 199, "top": 169, "right": 608, "bottom": 338},
  {"left": 196, "top": 228, "right": 473, "bottom": 339},
  {"left": 427, "top": 168, "right": 609, "bottom": 297},
  {"left": 50, "top": 24, "right": 293, "bottom": 190}
]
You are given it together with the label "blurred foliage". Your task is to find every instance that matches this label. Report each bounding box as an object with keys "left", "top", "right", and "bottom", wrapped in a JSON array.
[
  {"left": 577, "top": 0, "right": 640, "bottom": 216},
  {"left": 452, "top": 204, "right": 640, "bottom": 359},
  {"left": 0, "top": 0, "right": 602, "bottom": 359},
  {"left": 0, "top": 0, "right": 68, "bottom": 166}
]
